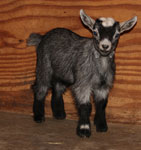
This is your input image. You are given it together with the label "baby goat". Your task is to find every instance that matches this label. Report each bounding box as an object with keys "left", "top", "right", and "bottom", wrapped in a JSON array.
[{"left": 27, "top": 9, "right": 137, "bottom": 137}]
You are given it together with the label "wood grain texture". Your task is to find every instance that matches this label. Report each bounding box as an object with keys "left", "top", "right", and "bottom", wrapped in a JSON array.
[{"left": 0, "top": 0, "right": 140, "bottom": 124}]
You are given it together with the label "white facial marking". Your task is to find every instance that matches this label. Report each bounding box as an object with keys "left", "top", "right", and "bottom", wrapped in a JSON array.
[
  {"left": 99, "top": 39, "right": 111, "bottom": 51},
  {"left": 100, "top": 17, "right": 115, "bottom": 27},
  {"left": 80, "top": 124, "right": 90, "bottom": 130}
]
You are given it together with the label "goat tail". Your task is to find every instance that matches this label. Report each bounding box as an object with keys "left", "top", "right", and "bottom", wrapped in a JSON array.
[{"left": 27, "top": 33, "right": 42, "bottom": 47}]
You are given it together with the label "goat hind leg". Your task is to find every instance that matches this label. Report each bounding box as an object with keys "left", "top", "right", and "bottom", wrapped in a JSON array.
[{"left": 33, "top": 85, "right": 48, "bottom": 123}]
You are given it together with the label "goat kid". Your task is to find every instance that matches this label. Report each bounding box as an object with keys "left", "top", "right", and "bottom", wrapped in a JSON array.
[{"left": 27, "top": 9, "right": 137, "bottom": 137}]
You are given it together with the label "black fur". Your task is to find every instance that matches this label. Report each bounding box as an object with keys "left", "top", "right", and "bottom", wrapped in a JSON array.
[
  {"left": 77, "top": 103, "right": 92, "bottom": 137},
  {"left": 33, "top": 94, "right": 45, "bottom": 123},
  {"left": 51, "top": 82, "right": 66, "bottom": 119},
  {"left": 94, "top": 98, "right": 108, "bottom": 132}
]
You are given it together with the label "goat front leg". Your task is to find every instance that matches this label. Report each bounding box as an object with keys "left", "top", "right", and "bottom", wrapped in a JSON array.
[
  {"left": 73, "top": 87, "right": 92, "bottom": 137},
  {"left": 94, "top": 89, "right": 108, "bottom": 132},
  {"left": 77, "top": 103, "right": 92, "bottom": 137}
]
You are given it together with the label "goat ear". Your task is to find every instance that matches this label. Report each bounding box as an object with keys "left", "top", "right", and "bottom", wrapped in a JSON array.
[
  {"left": 80, "top": 9, "right": 95, "bottom": 31},
  {"left": 120, "top": 16, "right": 137, "bottom": 34}
]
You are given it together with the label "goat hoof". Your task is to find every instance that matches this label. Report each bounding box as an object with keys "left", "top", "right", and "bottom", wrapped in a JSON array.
[
  {"left": 96, "top": 123, "right": 108, "bottom": 132},
  {"left": 77, "top": 125, "right": 91, "bottom": 138},
  {"left": 53, "top": 111, "right": 66, "bottom": 120},
  {"left": 34, "top": 115, "right": 45, "bottom": 123}
]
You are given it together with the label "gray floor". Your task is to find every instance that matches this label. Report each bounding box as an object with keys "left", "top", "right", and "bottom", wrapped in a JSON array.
[{"left": 0, "top": 112, "right": 140, "bottom": 150}]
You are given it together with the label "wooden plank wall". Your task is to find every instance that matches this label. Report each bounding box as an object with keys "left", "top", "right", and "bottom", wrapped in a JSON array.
[{"left": 0, "top": 0, "right": 140, "bottom": 124}]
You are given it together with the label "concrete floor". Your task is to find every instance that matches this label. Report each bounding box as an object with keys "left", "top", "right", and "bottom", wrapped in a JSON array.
[{"left": 0, "top": 112, "right": 140, "bottom": 150}]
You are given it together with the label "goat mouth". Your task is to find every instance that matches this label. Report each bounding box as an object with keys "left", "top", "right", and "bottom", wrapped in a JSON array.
[{"left": 99, "top": 50, "right": 111, "bottom": 56}]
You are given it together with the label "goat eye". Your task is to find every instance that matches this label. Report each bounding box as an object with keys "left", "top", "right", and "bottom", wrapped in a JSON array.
[
  {"left": 115, "top": 33, "right": 120, "bottom": 39},
  {"left": 93, "top": 31, "right": 98, "bottom": 36}
]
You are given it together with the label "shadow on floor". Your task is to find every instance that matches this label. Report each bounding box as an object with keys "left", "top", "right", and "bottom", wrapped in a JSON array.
[{"left": 0, "top": 112, "right": 140, "bottom": 150}]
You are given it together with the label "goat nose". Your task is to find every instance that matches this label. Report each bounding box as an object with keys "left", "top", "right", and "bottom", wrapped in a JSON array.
[{"left": 102, "top": 44, "right": 109, "bottom": 50}]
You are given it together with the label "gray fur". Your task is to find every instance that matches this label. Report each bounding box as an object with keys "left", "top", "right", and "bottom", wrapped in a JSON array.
[
  {"left": 27, "top": 10, "right": 137, "bottom": 105},
  {"left": 27, "top": 33, "right": 42, "bottom": 46},
  {"left": 28, "top": 28, "right": 115, "bottom": 104}
]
